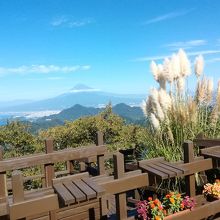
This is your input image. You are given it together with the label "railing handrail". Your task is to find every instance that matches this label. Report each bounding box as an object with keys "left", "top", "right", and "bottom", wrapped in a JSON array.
[{"left": 0, "top": 144, "right": 106, "bottom": 172}]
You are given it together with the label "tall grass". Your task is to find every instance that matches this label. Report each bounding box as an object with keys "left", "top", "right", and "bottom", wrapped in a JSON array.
[{"left": 142, "top": 49, "right": 220, "bottom": 161}]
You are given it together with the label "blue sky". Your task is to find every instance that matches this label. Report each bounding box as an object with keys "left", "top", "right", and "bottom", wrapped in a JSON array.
[{"left": 0, "top": 0, "right": 220, "bottom": 101}]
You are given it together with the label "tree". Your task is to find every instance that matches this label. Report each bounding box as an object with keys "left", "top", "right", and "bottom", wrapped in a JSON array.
[{"left": 0, "top": 121, "right": 40, "bottom": 157}]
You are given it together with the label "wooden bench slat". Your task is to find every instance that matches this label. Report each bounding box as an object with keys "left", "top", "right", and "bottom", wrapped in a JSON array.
[
  {"left": 63, "top": 181, "right": 86, "bottom": 202},
  {"left": 147, "top": 163, "right": 177, "bottom": 178},
  {"left": 155, "top": 162, "right": 183, "bottom": 177},
  {"left": 160, "top": 161, "right": 189, "bottom": 175},
  {"left": 82, "top": 178, "right": 105, "bottom": 197},
  {"left": 139, "top": 164, "right": 168, "bottom": 179},
  {"left": 73, "top": 179, "right": 96, "bottom": 200},
  {"left": 53, "top": 183, "right": 75, "bottom": 205},
  {"left": 159, "top": 161, "right": 189, "bottom": 174}
]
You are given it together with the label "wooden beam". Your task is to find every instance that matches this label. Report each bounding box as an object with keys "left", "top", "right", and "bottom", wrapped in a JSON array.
[
  {"left": 9, "top": 194, "right": 59, "bottom": 220},
  {"left": 97, "top": 131, "right": 105, "bottom": 175},
  {"left": 113, "top": 152, "right": 125, "bottom": 179},
  {"left": 138, "top": 157, "right": 164, "bottom": 166},
  {"left": 12, "top": 170, "right": 24, "bottom": 203},
  {"left": 0, "top": 145, "right": 107, "bottom": 172},
  {"left": 99, "top": 173, "right": 148, "bottom": 195},
  {"left": 96, "top": 131, "right": 104, "bottom": 146},
  {"left": 164, "top": 198, "right": 220, "bottom": 220},
  {"left": 56, "top": 200, "right": 99, "bottom": 219},
  {"left": 113, "top": 152, "right": 127, "bottom": 220},
  {"left": 0, "top": 203, "right": 8, "bottom": 216},
  {"left": 44, "top": 139, "right": 55, "bottom": 187},
  {"left": 200, "top": 145, "right": 220, "bottom": 154},
  {"left": 194, "top": 138, "right": 220, "bottom": 148},
  {"left": 183, "top": 141, "right": 196, "bottom": 197},
  {"left": 52, "top": 172, "right": 89, "bottom": 185},
  {"left": 179, "top": 158, "right": 213, "bottom": 174},
  {"left": 0, "top": 146, "right": 7, "bottom": 202}
]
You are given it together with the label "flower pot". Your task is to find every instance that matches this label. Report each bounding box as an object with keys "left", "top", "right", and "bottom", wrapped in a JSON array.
[{"left": 164, "top": 209, "right": 190, "bottom": 220}]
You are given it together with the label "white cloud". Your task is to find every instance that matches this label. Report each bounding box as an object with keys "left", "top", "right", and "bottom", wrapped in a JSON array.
[
  {"left": 206, "top": 57, "right": 220, "bottom": 63},
  {"left": 51, "top": 17, "right": 68, "bottom": 26},
  {"left": 0, "top": 64, "right": 91, "bottom": 76},
  {"left": 133, "top": 50, "right": 220, "bottom": 62},
  {"left": 187, "top": 50, "right": 220, "bottom": 56},
  {"left": 51, "top": 16, "right": 94, "bottom": 28},
  {"left": 164, "top": 40, "right": 207, "bottom": 50},
  {"left": 133, "top": 55, "right": 168, "bottom": 62},
  {"left": 143, "top": 8, "right": 194, "bottom": 25}
]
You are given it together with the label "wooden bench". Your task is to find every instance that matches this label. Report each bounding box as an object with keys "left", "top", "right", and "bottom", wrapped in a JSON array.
[
  {"left": 0, "top": 132, "right": 107, "bottom": 220},
  {"left": 53, "top": 172, "right": 105, "bottom": 206}
]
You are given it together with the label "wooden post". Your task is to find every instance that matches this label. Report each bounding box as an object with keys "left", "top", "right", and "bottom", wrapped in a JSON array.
[
  {"left": 41, "top": 164, "right": 46, "bottom": 188},
  {"left": 184, "top": 141, "right": 196, "bottom": 197},
  {"left": 44, "top": 139, "right": 55, "bottom": 187},
  {"left": 0, "top": 146, "right": 7, "bottom": 202},
  {"left": 113, "top": 152, "right": 127, "bottom": 220},
  {"left": 44, "top": 140, "right": 56, "bottom": 220},
  {"left": 12, "top": 170, "right": 24, "bottom": 203},
  {"left": 97, "top": 131, "right": 105, "bottom": 175},
  {"left": 67, "top": 160, "right": 74, "bottom": 174},
  {"left": 79, "top": 161, "right": 86, "bottom": 172}
]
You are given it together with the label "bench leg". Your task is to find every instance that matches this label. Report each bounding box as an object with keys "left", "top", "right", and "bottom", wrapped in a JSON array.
[{"left": 89, "top": 208, "right": 95, "bottom": 220}]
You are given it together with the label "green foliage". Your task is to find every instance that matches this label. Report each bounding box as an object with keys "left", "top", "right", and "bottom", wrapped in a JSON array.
[
  {"left": 0, "top": 121, "right": 41, "bottom": 157},
  {"left": 39, "top": 104, "right": 146, "bottom": 153}
]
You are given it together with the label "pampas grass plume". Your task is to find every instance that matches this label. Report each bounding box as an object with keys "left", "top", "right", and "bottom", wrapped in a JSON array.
[
  {"left": 178, "top": 49, "right": 191, "bottom": 77},
  {"left": 141, "top": 100, "right": 148, "bottom": 117},
  {"left": 150, "top": 61, "right": 159, "bottom": 81},
  {"left": 171, "top": 53, "right": 181, "bottom": 79},
  {"left": 177, "top": 77, "right": 185, "bottom": 93},
  {"left": 163, "top": 58, "right": 173, "bottom": 83},
  {"left": 158, "top": 89, "right": 172, "bottom": 112},
  {"left": 195, "top": 55, "right": 204, "bottom": 77},
  {"left": 207, "top": 78, "right": 213, "bottom": 103},
  {"left": 150, "top": 113, "right": 160, "bottom": 130}
]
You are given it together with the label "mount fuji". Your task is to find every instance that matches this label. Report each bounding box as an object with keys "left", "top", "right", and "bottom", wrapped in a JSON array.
[{"left": 0, "top": 84, "right": 145, "bottom": 112}]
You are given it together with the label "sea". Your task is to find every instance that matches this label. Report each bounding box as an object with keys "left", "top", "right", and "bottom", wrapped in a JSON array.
[{"left": 0, "top": 110, "right": 60, "bottom": 125}]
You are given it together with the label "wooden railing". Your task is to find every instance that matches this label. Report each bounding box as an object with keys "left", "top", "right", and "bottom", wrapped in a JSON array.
[{"left": 0, "top": 134, "right": 220, "bottom": 220}]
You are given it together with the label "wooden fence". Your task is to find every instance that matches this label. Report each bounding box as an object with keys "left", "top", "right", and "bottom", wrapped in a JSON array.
[{"left": 0, "top": 133, "right": 220, "bottom": 220}]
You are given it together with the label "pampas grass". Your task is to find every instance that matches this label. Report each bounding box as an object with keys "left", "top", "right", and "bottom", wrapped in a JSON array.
[
  {"left": 142, "top": 49, "right": 220, "bottom": 161},
  {"left": 195, "top": 55, "right": 204, "bottom": 77}
]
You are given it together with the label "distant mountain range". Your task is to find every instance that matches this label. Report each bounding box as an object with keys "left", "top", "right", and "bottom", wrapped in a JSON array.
[
  {"left": 0, "top": 84, "right": 145, "bottom": 112},
  {"left": 30, "top": 103, "right": 146, "bottom": 131}
]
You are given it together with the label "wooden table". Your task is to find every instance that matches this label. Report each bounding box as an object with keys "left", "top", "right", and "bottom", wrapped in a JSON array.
[{"left": 200, "top": 145, "right": 220, "bottom": 167}]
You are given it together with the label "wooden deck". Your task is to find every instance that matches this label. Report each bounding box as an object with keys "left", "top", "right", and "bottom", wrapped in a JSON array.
[{"left": 0, "top": 134, "right": 220, "bottom": 219}]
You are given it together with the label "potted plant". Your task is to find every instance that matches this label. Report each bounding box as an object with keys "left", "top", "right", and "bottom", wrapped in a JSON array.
[
  {"left": 203, "top": 179, "right": 220, "bottom": 201},
  {"left": 136, "top": 192, "right": 195, "bottom": 220}
]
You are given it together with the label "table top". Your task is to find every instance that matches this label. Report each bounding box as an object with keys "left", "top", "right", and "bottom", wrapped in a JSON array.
[
  {"left": 138, "top": 157, "right": 189, "bottom": 180},
  {"left": 200, "top": 145, "right": 220, "bottom": 160}
]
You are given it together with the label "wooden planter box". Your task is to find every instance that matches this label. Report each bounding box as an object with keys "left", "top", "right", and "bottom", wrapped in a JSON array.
[
  {"left": 164, "top": 198, "right": 220, "bottom": 220},
  {"left": 164, "top": 210, "right": 190, "bottom": 220}
]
